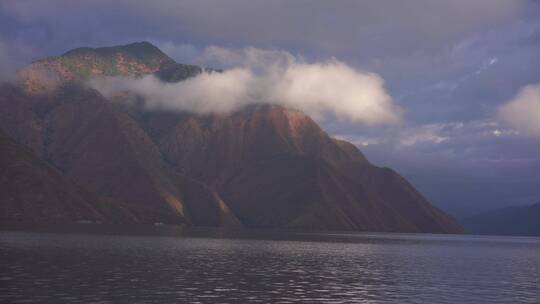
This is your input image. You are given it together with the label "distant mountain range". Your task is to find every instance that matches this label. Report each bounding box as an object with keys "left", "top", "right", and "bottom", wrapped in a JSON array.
[
  {"left": 462, "top": 202, "right": 540, "bottom": 236},
  {"left": 0, "top": 42, "right": 464, "bottom": 233}
]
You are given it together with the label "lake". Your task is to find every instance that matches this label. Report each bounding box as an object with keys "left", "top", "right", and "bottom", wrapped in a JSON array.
[{"left": 1, "top": 226, "right": 539, "bottom": 303}]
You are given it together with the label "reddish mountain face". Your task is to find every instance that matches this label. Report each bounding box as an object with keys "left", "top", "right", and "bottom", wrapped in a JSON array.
[
  {"left": 0, "top": 128, "right": 192, "bottom": 225},
  {"left": 0, "top": 42, "right": 463, "bottom": 233},
  {"left": 1, "top": 129, "right": 131, "bottom": 224},
  {"left": 139, "top": 104, "right": 369, "bottom": 188}
]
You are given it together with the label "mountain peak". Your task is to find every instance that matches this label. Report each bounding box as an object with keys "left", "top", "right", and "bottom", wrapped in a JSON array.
[
  {"left": 18, "top": 41, "right": 175, "bottom": 94},
  {"left": 61, "top": 41, "right": 170, "bottom": 62}
]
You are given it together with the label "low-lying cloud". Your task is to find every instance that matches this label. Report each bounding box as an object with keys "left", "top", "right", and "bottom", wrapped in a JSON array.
[
  {"left": 90, "top": 47, "right": 402, "bottom": 125},
  {"left": 497, "top": 84, "right": 540, "bottom": 137}
]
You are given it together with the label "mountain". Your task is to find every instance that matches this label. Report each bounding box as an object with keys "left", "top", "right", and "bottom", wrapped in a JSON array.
[
  {"left": 18, "top": 41, "right": 206, "bottom": 94},
  {"left": 1, "top": 126, "right": 204, "bottom": 226},
  {"left": 0, "top": 83, "right": 241, "bottom": 227},
  {"left": 0, "top": 128, "right": 175, "bottom": 225},
  {"left": 0, "top": 42, "right": 463, "bottom": 233},
  {"left": 139, "top": 105, "right": 461, "bottom": 232},
  {"left": 462, "top": 203, "right": 540, "bottom": 236}
]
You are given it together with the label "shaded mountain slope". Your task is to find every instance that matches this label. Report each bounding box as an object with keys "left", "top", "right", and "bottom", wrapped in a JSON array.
[
  {"left": 0, "top": 84, "right": 240, "bottom": 227},
  {"left": 0, "top": 85, "right": 46, "bottom": 155},
  {"left": 219, "top": 155, "right": 417, "bottom": 231},
  {"left": 462, "top": 203, "right": 540, "bottom": 236},
  {"left": 0, "top": 129, "right": 135, "bottom": 224}
]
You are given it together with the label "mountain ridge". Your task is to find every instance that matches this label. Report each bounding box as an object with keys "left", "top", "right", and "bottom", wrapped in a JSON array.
[{"left": 17, "top": 41, "right": 198, "bottom": 94}]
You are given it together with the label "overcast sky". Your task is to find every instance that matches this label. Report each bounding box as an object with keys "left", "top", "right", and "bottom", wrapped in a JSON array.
[{"left": 1, "top": 0, "right": 539, "bottom": 217}]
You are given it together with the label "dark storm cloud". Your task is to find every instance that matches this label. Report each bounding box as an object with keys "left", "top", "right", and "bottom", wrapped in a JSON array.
[{"left": 1, "top": 0, "right": 539, "bottom": 215}]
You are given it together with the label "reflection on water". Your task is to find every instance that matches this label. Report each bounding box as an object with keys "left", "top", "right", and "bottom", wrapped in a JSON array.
[{"left": 1, "top": 227, "right": 539, "bottom": 303}]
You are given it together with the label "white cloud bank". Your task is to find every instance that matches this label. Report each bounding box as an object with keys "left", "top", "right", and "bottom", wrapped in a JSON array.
[
  {"left": 497, "top": 84, "right": 540, "bottom": 137},
  {"left": 89, "top": 47, "right": 401, "bottom": 125}
]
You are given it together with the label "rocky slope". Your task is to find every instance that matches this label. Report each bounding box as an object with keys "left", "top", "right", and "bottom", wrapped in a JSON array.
[
  {"left": 1, "top": 129, "right": 133, "bottom": 224},
  {"left": 139, "top": 104, "right": 461, "bottom": 232},
  {"left": 0, "top": 42, "right": 463, "bottom": 233},
  {"left": 17, "top": 41, "right": 208, "bottom": 94},
  {"left": 0, "top": 83, "right": 240, "bottom": 227},
  {"left": 0, "top": 128, "right": 193, "bottom": 225}
]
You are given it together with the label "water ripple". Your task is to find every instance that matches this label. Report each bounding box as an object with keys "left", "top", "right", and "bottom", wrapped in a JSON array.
[{"left": 1, "top": 231, "right": 539, "bottom": 303}]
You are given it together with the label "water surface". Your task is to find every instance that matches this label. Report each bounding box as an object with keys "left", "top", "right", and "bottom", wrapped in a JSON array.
[{"left": 1, "top": 226, "right": 539, "bottom": 303}]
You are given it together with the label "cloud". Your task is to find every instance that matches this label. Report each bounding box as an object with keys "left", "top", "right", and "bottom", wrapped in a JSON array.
[
  {"left": 497, "top": 84, "right": 540, "bottom": 136},
  {"left": 197, "top": 46, "right": 296, "bottom": 69},
  {"left": 91, "top": 69, "right": 253, "bottom": 113},
  {"left": 151, "top": 41, "right": 200, "bottom": 63},
  {"left": 336, "top": 120, "right": 510, "bottom": 151},
  {"left": 90, "top": 47, "right": 401, "bottom": 125},
  {"left": 0, "top": 0, "right": 526, "bottom": 71},
  {"left": 334, "top": 118, "right": 540, "bottom": 216}
]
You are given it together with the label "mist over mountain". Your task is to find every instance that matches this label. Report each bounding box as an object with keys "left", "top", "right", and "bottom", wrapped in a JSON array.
[
  {"left": 0, "top": 42, "right": 463, "bottom": 233},
  {"left": 462, "top": 202, "right": 540, "bottom": 236}
]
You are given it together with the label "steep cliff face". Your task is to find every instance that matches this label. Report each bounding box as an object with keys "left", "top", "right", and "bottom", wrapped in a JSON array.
[{"left": 1, "top": 42, "right": 463, "bottom": 233}]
